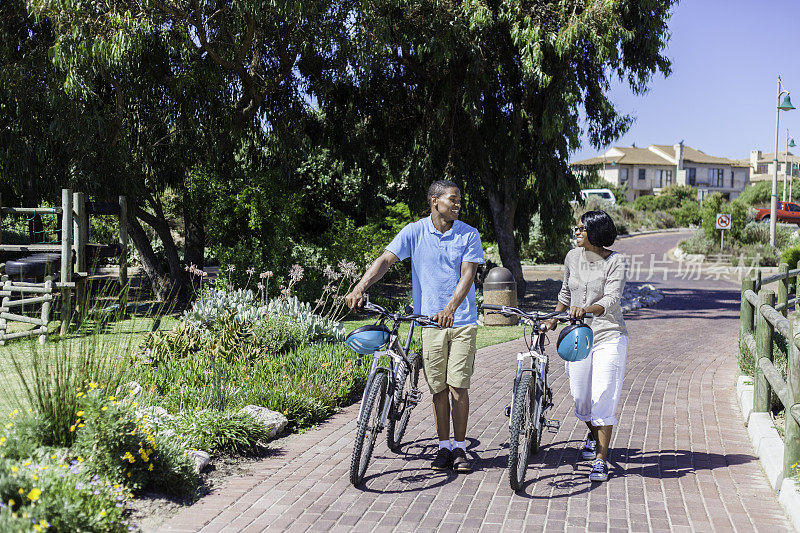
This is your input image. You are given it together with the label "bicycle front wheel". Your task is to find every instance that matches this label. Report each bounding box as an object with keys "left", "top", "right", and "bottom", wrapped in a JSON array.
[
  {"left": 530, "top": 374, "right": 546, "bottom": 455},
  {"left": 508, "top": 372, "right": 535, "bottom": 492},
  {"left": 387, "top": 352, "right": 422, "bottom": 451},
  {"left": 350, "top": 372, "right": 388, "bottom": 486}
]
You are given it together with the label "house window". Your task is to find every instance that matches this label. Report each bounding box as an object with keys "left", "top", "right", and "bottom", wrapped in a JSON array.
[
  {"left": 658, "top": 170, "right": 673, "bottom": 187},
  {"left": 730, "top": 170, "right": 735, "bottom": 188},
  {"left": 638, "top": 169, "right": 646, "bottom": 180},
  {"left": 687, "top": 168, "right": 696, "bottom": 186},
  {"left": 758, "top": 164, "right": 769, "bottom": 174},
  {"left": 619, "top": 168, "right": 628, "bottom": 183},
  {"left": 708, "top": 168, "right": 724, "bottom": 187}
]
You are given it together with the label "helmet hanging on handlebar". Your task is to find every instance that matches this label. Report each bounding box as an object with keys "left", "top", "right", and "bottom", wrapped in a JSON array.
[
  {"left": 556, "top": 322, "right": 594, "bottom": 362},
  {"left": 345, "top": 324, "right": 391, "bottom": 354}
]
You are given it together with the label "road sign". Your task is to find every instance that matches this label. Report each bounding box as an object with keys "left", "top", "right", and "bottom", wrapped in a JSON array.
[{"left": 716, "top": 213, "right": 731, "bottom": 230}]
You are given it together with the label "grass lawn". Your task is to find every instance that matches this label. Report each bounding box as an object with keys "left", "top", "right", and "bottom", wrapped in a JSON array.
[{"left": 0, "top": 315, "right": 178, "bottom": 412}]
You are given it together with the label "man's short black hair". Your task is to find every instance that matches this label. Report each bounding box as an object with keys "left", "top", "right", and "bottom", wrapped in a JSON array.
[
  {"left": 428, "top": 180, "right": 460, "bottom": 205},
  {"left": 581, "top": 210, "right": 618, "bottom": 247}
]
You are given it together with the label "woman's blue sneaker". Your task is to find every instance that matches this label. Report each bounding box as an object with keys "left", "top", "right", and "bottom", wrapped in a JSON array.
[{"left": 581, "top": 434, "right": 597, "bottom": 460}]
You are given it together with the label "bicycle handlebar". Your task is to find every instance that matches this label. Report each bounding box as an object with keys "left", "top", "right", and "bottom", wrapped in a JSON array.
[
  {"left": 482, "top": 304, "right": 592, "bottom": 322},
  {"left": 362, "top": 301, "right": 439, "bottom": 327}
]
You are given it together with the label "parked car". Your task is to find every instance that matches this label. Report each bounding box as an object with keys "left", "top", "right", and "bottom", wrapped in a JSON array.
[
  {"left": 755, "top": 201, "right": 800, "bottom": 224},
  {"left": 580, "top": 188, "right": 617, "bottom": 205}
]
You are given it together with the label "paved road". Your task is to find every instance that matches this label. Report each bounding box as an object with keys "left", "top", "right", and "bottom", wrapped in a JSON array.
[{"left": 159, "top": 231, "right": 791, "bottom": 532}]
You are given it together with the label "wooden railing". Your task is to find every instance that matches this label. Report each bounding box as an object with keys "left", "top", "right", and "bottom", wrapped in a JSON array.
[{"left": 741, "top": 262, "right": 800, "bottom": 477}]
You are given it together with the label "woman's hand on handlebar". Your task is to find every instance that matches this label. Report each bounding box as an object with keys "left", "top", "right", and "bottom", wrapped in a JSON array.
[
  {"left": 544, "top": 318, "right": 558, "bottom": 331},
  {"left": 569, "top": 306, "right": 586, "bottom": 320}
]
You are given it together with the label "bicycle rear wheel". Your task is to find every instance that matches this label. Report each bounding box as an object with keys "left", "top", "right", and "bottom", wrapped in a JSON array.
[
  {"left": 508, "top": 372, "right": 535, "bottom": 492},
  {"left": 387, "top": 352, "right": 422, "bottom": 451},
  {"left": 350, "top": 372, "right": 387, "bottom": 486}
]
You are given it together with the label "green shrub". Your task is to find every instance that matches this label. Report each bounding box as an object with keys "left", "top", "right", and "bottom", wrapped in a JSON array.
[
  {"left": 520, "top": 213, "right": 571, "bottom": 264},
  {"left": 742, "top": 221, "right": 794, "bottom": 249},
  {"left": 736, "top": 180, "right": 773, "bottom": 206},
  {"left": 142, "top": 322, "right": 206, "bottom": 364},
  {"left": 782, "top": 244, "right": 800, "bottom": 270},
  {"left": 167, "top": 410, "right": 272, "bottom": 454},
  {"left": 672, "top": 200, "right": 701, "bottom": 227},
  {"left": 72, "top": 388, "right": 197, "bottom": 496},
  {"left": 633, "top": 195, "right": 658, "bottom": 211},
  {"left": 252, "top": 317, "right": 305, "bottom": 355}
]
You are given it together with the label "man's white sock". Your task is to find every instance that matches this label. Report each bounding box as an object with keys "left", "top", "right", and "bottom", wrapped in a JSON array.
[
  {"left": 438, "top": 440, "right": 451, "bottom": 450},
  {"left": 454, "top": 440, "right": 466, "bottom": 451}
]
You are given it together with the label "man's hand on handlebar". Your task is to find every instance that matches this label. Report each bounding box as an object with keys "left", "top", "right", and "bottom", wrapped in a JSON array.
[
  {"left": 344, "top": 288, "right": 367, "bottom": 310},
  {"left": 432, "top": 305, "right": 456, "bottom": 329}
]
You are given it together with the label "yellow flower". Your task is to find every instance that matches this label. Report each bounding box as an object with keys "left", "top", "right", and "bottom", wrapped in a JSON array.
[
  {"left": 76, "top": 411, "right": 84, "bottom": 417},
  {"left": 77, "top": 423, "right": 85, "bottom": 428},
  {"left": 132, "top": 402, "right": 139, "bottom": 407},
  {"left": 5, "top": 422, "right": 12, "bottom": 429},
  {"left": 0, "top": 437, "right": 6, "bottom": 445},
  {"left": 10, "top": 466, "right": 18, "bottom": 473},
  {"left": 33, "top": 526, "right": 41, "bottom": 532},
  {"left": 148, "top": 463, "right": 154, "bottom": 471},
  {"left": 18, "top": 488, "right": 24, "bottom": 494},
  {"left": 76, "top": 392, "right": 84, "bottom": 398},
  {"left": 108, "top": 396, "right": 115, "bottom": 401},
  {"left": 77, "top": 457, "right": 83, "bottom": 463},
  {"left": 69, "top": 425, "right": 75, "bottom": 432},
  {"left": 89, "top": 382, "right": 98, "bottom": 389},
  {"left": 8, "top": 499, "right": 15, "bottom": 506},
  {"left": 32, "top": 475, "right": 38, "bottom": 481},
  {"left": 100, "top": 510, "right": 106, "bottom": 517},
  {"left": 27, "top": 488, "right": 41, "bottom": 501},
  {"left": 101, "top": 406, "right": 108, "bottom": 411}
]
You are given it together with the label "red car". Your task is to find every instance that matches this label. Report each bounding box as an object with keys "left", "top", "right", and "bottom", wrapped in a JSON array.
[{"left": 755, "top": 201, "right": 800, "bottom": 224}]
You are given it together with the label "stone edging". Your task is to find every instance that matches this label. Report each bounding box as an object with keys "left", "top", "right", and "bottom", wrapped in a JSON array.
[
  {"left": 616, "top": 227, "right": 692, "bottom": 240},
  {"left": 736, "top": 375, "right": 800, "bottom": 531}
]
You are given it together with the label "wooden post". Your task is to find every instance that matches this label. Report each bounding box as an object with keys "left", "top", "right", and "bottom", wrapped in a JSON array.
[
  {"left": 39, "top": 276, "right": 52, "bottom": 345},
  {"left": 785, "top": 314, "right": 800, "bottom": 476},
  {"left": 73, "top": 191, "right": 86, "bottom": 275},
  {"left": 741, "top": 277, "right": 755, "bottom": 339},
  {"left": 778, "top": 263, "right": 789, "bottom": 316},
  {"left": 118, "top": 196, "right": 128, "bottom": 290},
  {"left": 754, "top": 288, "right": 776, "bottom": 412},
  {"left": 60, "top": 189, "right": 73, "bottom": 335},
  {"left": 0, "top": 275, "right": 8, "bottom": 346}
]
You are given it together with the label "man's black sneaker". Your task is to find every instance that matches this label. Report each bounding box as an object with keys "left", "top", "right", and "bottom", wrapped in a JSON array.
[
  {"left": 452, "top": 447, "right": 472, "bottom": 473},
  {"left": 431, "top": 448, "right": 453, "bottom": 470}
]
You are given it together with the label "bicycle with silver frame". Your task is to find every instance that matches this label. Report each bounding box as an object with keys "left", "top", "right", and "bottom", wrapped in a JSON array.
[
  {"left": 344, "top": 297, "right": 438, "bottom": 486},
  {"left": 483, "top": 304, "right": 593, "bottom": 491}
]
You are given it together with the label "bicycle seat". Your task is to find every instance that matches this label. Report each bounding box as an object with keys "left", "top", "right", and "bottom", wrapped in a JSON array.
[{"left": 345, "top": 324, "right": 391, "bottom": 354}]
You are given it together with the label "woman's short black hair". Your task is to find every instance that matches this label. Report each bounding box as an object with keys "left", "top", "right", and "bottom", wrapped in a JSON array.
[{"left": 581, "top": 210, "right": 618, "bottom": 247}]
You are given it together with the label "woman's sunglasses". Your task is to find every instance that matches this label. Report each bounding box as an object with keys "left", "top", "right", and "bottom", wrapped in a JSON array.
[{"left": 574, "top": 225, "right": 587, "bottom": 234}]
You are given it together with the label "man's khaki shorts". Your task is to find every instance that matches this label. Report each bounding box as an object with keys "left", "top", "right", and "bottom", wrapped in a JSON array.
[{"left": 420, "top": 325, "right": 478, "bottom": 394}]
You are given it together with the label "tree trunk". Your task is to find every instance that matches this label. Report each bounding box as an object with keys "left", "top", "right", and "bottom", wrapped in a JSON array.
[
  {"left": 138, "top": 199, "right": 188, "bottom": 298},
  {"left": 486, "top": 190, "right": 526, "bottom": 299},
  {"left": 183, "top": 201, "right": 205, "bottom": 269},
  {"left": 126, "top": 210, "right": 174, "bottom": 301}
]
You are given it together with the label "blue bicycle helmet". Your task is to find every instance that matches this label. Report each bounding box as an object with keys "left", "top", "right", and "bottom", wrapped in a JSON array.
[
  {"left": 556, "top": 323, "right": 594, "bottom": 362},
  {"left": 345, "top": 324, "right": 391, "bottom": 355}
]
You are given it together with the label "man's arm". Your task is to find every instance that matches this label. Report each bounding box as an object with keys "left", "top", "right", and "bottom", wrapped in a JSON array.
[
  {"left": 432, "top": 261, "right": 479, "bottom": 328},
  {"left": 345, "top": 250, "right": 400, "bottom": 309}
]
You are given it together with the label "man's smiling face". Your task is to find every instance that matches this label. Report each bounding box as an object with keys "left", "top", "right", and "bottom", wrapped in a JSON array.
[{"left": 433, "top": 187, "right": 462, "bottom": 222}]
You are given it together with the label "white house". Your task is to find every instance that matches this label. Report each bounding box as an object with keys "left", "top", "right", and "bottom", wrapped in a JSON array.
[
  {"left": 739, "top": 150, "right": 800, "bottom": 183},
  {"left": 571, "top": 143, "right": 750, "bottom": 202}
]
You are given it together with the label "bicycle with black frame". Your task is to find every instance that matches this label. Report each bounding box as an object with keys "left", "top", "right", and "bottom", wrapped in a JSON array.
[
  {"left": 483, "top": 304, "right": 592, "bottom": 491},
  {"left": 344, "top": 299, "right": 438, "bottom": 486}
]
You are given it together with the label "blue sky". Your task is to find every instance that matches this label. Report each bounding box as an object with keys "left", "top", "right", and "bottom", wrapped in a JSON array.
[{"left": 571, "top": 0, "right": 800, "bottom": 163}]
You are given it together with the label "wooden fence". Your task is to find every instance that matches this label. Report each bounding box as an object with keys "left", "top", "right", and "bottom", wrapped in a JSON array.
[{"left": 740, "top": 262, "right": 800, "bottom": 477}]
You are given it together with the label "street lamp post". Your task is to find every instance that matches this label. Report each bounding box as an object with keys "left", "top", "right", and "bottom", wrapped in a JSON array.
[
  {"left": 771, "top": 76, "right": 795, "bottom": 246},
  {"left": 789, "top": 138, "right": 797, "bottom": 201},
  {"left": 783, "top": 130, "right": 795, "bottom": 202}
]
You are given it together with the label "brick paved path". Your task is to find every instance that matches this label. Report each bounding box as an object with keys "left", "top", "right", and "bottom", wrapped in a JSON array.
[{"left": 159, "top": 231, "right": 792, "bottom": 532}]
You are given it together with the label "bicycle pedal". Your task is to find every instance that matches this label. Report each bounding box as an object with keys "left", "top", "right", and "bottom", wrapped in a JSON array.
[
  {"left": 545, "top": 419, "right": 560, "bottom": 433},
  {"left": 504, "top": 405, "right": 511, "bottom": 417},
  {"left": 408, "top": 388, "right": 422, "bottom": 404}
]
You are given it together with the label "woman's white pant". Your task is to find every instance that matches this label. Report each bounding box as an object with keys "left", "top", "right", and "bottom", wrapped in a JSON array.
[{"left": 566, "top": 335, "right": 629, "bottom": 426}]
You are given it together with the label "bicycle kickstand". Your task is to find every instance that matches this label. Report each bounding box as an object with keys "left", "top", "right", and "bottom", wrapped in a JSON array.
[{"left": 545, "top": 419, "right": 560, "bottom": 433}]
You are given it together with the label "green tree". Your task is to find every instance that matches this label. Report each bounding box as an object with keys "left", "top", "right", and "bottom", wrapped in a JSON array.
[{"left": 325, "top": 0, "right": 676, "bottom": 296}]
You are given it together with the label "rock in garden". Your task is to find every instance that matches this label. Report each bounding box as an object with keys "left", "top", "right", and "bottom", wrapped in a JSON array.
[
  {"left": 118, "top": 381, "right": 143, "bottom": 399},
  {"left": 239, "top": 405, "right": 288, "bottom": 440},
  {"left": 188, "top": 450, "right": 211, "bottom": 474}
]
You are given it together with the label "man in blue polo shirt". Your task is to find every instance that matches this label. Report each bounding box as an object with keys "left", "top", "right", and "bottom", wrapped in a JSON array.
[{"left": 345, "top": 180, "right": 484, "bottom": 473}]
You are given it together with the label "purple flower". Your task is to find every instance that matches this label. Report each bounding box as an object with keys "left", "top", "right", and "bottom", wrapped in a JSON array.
[
  {"left": 75, "top": 482, "right": 85, "bottom": 490},
  {"left": 116, "top": 502, "right": 124, "bottom": 507},
  {"left": 93, "top": 490, "right": 100, "bottom": 495}
]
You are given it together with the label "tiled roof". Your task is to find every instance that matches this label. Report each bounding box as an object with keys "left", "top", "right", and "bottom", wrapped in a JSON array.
[{"left": 571, "top": 144, "right": 743, "bottom": 167}]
